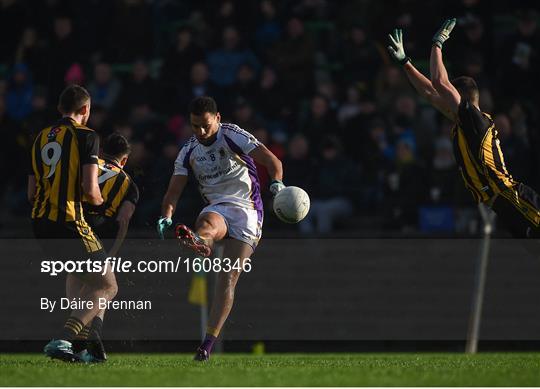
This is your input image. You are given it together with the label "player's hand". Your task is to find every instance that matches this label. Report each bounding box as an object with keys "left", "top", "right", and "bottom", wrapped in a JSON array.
[
  {"left": 387, "top": 29, "right": 410, "bottom": 65},
  {"left": 269, "top": 180, "right": 285, "bottom": 197},
  {"left": 432, "top": 18, "right": 456, "bottom": 48},
  {"left": 156, "top": 217, "right": 172, "bottom": 239}
]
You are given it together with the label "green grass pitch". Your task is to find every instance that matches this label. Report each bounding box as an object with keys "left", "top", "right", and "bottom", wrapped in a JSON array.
[{"left": 1, "top": 353, "right": 539, "bottom": 386}]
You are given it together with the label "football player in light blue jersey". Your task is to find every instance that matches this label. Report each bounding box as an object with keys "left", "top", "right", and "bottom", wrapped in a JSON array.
[{"left": 157, "top": 96, "right": 284, "bottom": 361}]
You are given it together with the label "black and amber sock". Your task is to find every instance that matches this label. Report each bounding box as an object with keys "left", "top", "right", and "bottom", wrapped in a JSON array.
[
  {"left": 87, "top": 317, "right": 107, "bottom": 361},
  {"left": 59, "top": 316, "right": 84, "bottom": 341},
  {"left": 72, "top": 326, "right": 91, "bottom": 353},
  {"left": 89, "top": 317, "right": 104, "bottom": 340}
]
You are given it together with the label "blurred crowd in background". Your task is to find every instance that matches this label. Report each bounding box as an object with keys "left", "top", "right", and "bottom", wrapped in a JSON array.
[{"left": 1, "top": 0, "right": 540, "bottom": 236}]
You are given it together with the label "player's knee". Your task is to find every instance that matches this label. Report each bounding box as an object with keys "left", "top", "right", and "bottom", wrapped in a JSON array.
[
  {"left": 95, "top": 275, "right": 118, "bottom": 300},
  {"left": 105, "top": 279, "right": 118, "bottom": 300}
]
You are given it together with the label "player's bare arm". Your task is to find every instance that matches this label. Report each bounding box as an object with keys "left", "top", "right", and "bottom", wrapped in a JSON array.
[
  {"left": 387, "top": 28, "right": 454, "bottom": 120},
  {"left": 157, "top": 174, "right": 188, "bottom": 238},
  {"left": 249, "top": 143, "right": 283, "bottom": 182},
  {"left": 109, "top": 200, "right": 136, "bottom": 257},
  {"left": 161, "top": 175, "right": 188, "bottom": 219},
  {"left": 429, "top": 19, "right": 461, "bottom": 115},
  {"left": 82, "top": 164, "right": 103, "bottom": 206}
]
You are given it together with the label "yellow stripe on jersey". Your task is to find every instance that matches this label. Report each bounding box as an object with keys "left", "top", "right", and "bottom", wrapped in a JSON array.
[
  {"left": 31, "top": 120, "right": 94, "bottom": 223},
  {"left": 47, "top": 128, "right": 68, "bottom": 222},
  {"left": 65, "top": 128, "right": 80, "bottom": 222},
  {"left": 479, "top": 127, "right": 514, "bottom": 190},
  {"left": 95, "top": 158, "right": 135, "bottom": 218},
  {"left": 101, "top": 174, "right": 119, "bottom": 204},
  {"left": 453, "top": 112, "right": 516, "bottom": 204},
  {"left": 105, "top": 178, "right": 130, "bottom": 217},
  {"left": 455, "top": 129, "right": 491, "bottom": 203}
]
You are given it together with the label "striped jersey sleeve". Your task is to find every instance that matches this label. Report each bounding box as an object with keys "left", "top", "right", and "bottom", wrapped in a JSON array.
[{"left": 221, "top": 123, "right": 261, "bottom": 155}]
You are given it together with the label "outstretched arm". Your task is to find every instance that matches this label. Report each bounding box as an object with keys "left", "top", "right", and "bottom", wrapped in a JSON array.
[
  {"left": 430, "top": 19, "right": 461, "bottom": 115},
  {"left": 387, "top": 29, "right": 454, "bottom": 120},
  {"left": 404, "top": 61, "right": 455, "bottom": 120}
]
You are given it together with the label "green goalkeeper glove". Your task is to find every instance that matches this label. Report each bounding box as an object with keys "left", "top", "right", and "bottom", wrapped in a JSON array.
[
  {"left": 156, "top": 216, "right": 172, "bottom": 239},
  {"left": 387, "top": 29, "right": 410, "bottom": 65},
  {"left": 432, "top": 18, "right": 456, "bottom": 48}
]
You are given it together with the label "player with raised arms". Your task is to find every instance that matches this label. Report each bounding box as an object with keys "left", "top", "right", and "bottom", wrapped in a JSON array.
[
  {"left": 387, "top": 19, "right": 540, "bottom": 238},
  {"left": 157, "top": 96, "right": 284, "bottom": 361}
]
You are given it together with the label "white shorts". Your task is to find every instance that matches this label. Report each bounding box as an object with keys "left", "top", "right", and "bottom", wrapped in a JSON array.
[{"left": 200, "top": 203, "right": 263, "bottom": 249}]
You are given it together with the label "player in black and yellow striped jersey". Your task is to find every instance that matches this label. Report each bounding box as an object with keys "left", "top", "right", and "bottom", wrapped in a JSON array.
[
  {"left": 28, "top": 85, "right": 117, "bottom": 363},
  {"left": 84, "top": 133, "right": 139, "bottom": 257},
  {"left": 388, "top": 20, "right": 540, "bottom": 238}
]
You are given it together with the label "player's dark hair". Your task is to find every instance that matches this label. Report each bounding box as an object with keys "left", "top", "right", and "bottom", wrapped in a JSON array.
[
  {"left": 189, "top": 96, "right": 218, "bottom": 116},
  {"left": 103, "top": 133, "right": 131, "bottom": 159},
  {"left": 58, "top": 84, "right": 90, "bottom": 114},
  {"left": 451, "top": 76, "right": 479, "bottom": 105}
]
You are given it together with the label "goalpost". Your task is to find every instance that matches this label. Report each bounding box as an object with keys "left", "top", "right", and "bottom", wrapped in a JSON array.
[{"left": 465, "top": 203, "right": 496, "bottom": 354}]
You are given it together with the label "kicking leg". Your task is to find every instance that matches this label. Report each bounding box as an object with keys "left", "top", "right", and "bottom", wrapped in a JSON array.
[
  {"left": 176, "top": 212, "right": 228, "bottom": 256},
  {"left": 195, "top": 238, "right": 253, "bottom": 361}
]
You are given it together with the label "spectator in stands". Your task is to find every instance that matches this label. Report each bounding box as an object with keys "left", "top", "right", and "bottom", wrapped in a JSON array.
[
  {"left": 107, "top": 0, "right": 153, "bottom": 62},
  {"left": 380, "top": 95, "right": 418, "bottom": 162},
  {"left": 0, "top": 0, "right": 27, "bottom": 62},
  {"left": 15, "top": 27, "right": 47, "bottom": 84},
  {"left": 87, "top": 105, "right": 109, "bottom": 135},
  {"left": 46, "top": 15, "right": 80, "bottom": 98},
  {"left": 450, "top": 16, "right": 492, "bottom": 75},
  {"left": 22, "top": 86, "right": 56, "bottom": 140},
  {"left": 231, "top": 98, "right": 263, "bottom": 130},
  {"left": 6, "top": 63, "right": 33, "bottom": 122},
  {"left": 0, "top": 94, "right": 23, "bottom": 194},
  {"left": 160, "top": 26, "right": 205, "bottom": 87},
  {"left": 340, "top": 24, "right": 384, "bottom": 88},
  {"left": 300, "top": 136, "right": 355, "bottom": 234},
  {"left": 176, "top": 62, "right": 217, "bottom": 112},
  {"left": 282, "top": 133, "right": 314, "bottom": 196},
  {"left": 499, "top": 8, "right": 540, "bottom": 103},
  {"left": 384, "top": 138, "right": 428, "bottom": 230},
  {"left": 88, "top": 62, "right": 122, "bottom": 110},
  {"left": 337, "top": 85, "right": 377, "bottom": 127},
  {"left": 429, "top": 137, "right": 458, "bottom": 205},
  {"left": 254, "top": 66, "right": 287, "bottom": 124},
  {"left": 270, "top": 17, "right": 315, "bottom": 102},
  {"left": 207, "top": 25, "right": 260, "bottom": 91},
  {"left": 232, "top": 63, "right": 258, "bottom": 104},
  {"left": 118, "top": 59, "right": 158, "bottom": 115},
  {"left": 254, "top": 0, "right": 282, "bottom": 56},
  {"left": 375, "top": 66, "right": 411, "bottom": 113},
  {"left": 298, "top": 94, "right": 338, "bottom": 151},
  {"left": 63, "top": 63, "right": 85, "bottom": 87}
]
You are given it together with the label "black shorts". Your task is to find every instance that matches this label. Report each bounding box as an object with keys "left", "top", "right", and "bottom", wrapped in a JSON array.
[
  {"left": 32, "top": 218, "right": 107, "bottom": 262},
  {"left": 85, "top": 214, "right": 119, "bottom": 252},
  {"left": 491, "top": 183, "right": 540, "bottom": 239}
]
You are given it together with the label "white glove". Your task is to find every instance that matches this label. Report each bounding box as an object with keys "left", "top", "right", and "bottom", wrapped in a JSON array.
[{"left": 269, "top": 180, "right": 285, "bottom": 196}]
